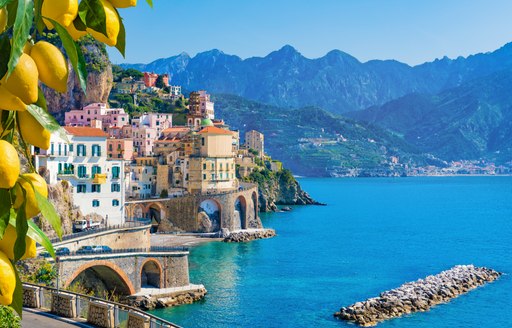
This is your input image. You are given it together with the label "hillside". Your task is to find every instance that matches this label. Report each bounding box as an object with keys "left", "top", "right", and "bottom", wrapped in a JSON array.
[
  {"left": 122, "top": 43, "right": 512, "bottom": 114},
  {"left": 347, "top": 70, "right": 512, "bottom": 163},
  {"left": 213, "top": 94, "right": 438, "bottom": 176}
]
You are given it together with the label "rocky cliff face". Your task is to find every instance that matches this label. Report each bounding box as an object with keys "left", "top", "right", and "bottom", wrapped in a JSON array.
[{"left": 42, "top": 38, "right": 113, "bottom": 123}]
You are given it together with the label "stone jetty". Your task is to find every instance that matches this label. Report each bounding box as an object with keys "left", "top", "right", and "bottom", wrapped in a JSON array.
[
  {"left": 223, "top": 228, "right": 276, "bottom": 242},
  {"left": 334, "top": 265, "right": 501, "bottom": 327}
]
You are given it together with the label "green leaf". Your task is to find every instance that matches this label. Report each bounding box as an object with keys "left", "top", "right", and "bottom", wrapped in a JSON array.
[
  {"left": 27, "top": 220, "right": 55, "bottom": 259},
  {"left": 7, "top": 0, "right": 33, "bottom": 77},
  {"left": 10, "top": 263, "right": 23, "bottom": 317},
  {"left": 114, "top": 9, "right": 125, "bottom": 57},
  {"left": 13, "top": 187, "right": 27, "bottom": 261},
  {"left": 145, "top": 0, "right": 153, "bottom": 7},
  {"left": 35, "top": 87, "right": 47, "bottom": 111},
  {"left": 48, "top": 18, "right": 88, "bottom": 93},
  {"left": 0, "top": 109, "right": 15, "bottom": 139},
  {"left": 0, "top": 189, "right": 10, "bottom": 238},
  {"left": 26, "top": 104, "right": 70, "bottom": 143},
  {"left": 0, "top": 34, "right": 10, "bottom": 79},
  {"left": 72, "top": 15, "right": 87, "bottom": 31},
  {"left": 35, "top": 190, "right": 63, "bottom": 239},
  {"left": 78, "top": 0, "right": 107, "bottom": 35},
  {"left": 33, "top": 0, "right": 44, "bottom": 34}
]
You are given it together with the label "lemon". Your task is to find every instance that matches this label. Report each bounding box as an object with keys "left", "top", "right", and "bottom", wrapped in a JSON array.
[
  {"left": 65, "top": 20, "right": 87, "bottom": 41},
  {"left": 0, "top": 8, "right": 7, "bottom": 34},
  {"left": 30, "top": 41, "right": 69, "bottom": 93},
  {"left": 0, "top": 251, "right": 15, "bottom": 306},
  {"left": 0, "top": 225, "right": 37, "bottom": 260},
  {"left": 14, "top": 173, "right": 48, "bottom": 219},
  {"left": 0, "top": 140, "right": 20, "bottom": 189},
  {"left": 42, "top": 0, "right": 78, "bottom": 29},
  {"left": 87, "top": 0, "right": 120, "bottom": 46},
  {"left": 17, "top": 111, "right": 51, "bottom": 150},
  {"left": 0, "top": 86, "right": 27, "bottom": 111},
  {"left": 109, "top": 0, "right": 137, "bottom": 8},
  {"left": 0, "top": 53, "right": 39, "bottom": 105}
]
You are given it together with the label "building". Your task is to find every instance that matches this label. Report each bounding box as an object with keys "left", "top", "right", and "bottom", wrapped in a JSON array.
[
  {"left": 64, "top": 103, "right": 130, "bottom": 131},
  {"left": 131, "top": 113, "right": 173, "bottom": 156},
  {"left": 245, "top": 130, "right": 264, "bottom": 157},
  {"left": 107, "top": 138, "right": 134, "bottom": 161},
  {"left": 169, "top": 85, "right": 181, "bottom": 96},
  {"left": 35, "top": 127, "right": 125, "bottom": 226},
  {"left": 187, "top": 91, "right": 214, "bottom": 127},
  {"left": 143, "top": 72, "right": 169, "bottom": 88}
]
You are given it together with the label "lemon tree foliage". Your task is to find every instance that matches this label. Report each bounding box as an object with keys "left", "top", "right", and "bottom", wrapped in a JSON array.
[{"left": 0, "top": 0, "right": 150, "bottom": 317}]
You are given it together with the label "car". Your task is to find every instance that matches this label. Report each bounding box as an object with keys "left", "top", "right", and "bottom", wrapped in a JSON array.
[
  {"left": 76, "top": 246, "right": 94, "bottom": 254},
  {"left": 93, "top": 246, "right": 112, "bottom": 253},
  {"left": 55, "top": 247, "right": 70, "bottom": 256}
]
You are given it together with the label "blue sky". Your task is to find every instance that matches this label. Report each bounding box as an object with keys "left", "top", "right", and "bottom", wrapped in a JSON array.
[{"left": 108, "top": 0, "right": 512, "bottom": 66}]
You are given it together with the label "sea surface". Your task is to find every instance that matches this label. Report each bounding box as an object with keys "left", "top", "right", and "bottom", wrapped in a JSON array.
[{"left": 150, "top": 177, "right": 512, "bottom": 327}]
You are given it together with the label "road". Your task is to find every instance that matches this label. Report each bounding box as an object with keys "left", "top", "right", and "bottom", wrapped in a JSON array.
[{"left": 22, "top": 310, "right": 90, "bottom": 328}]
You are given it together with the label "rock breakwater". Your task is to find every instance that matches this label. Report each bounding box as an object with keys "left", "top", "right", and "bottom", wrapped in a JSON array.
[
  {"left": 223, "top": 229, "right": 276, "bottom": 242},
  {"left": 334, "top": 265, "right": 501, "bottom": 327}
]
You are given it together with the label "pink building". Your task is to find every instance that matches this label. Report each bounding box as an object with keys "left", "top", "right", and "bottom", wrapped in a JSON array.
[
  {"left": 107, "top": 138, "right": 134, "bottom": 161},
  {"left": 65, "top": 103, "right": 130, "bottom": 132}
]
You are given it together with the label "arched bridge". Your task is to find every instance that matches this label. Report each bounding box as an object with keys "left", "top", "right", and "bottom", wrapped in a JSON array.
[
  {"left": 54, "top": 247, "right": 191, "bottom": 296},
  {"left": 125, "top": 183, "right": 262, "bottom": 233}
]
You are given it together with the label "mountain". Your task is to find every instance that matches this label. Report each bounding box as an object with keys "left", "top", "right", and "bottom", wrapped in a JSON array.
[
  {"left": 212, "top": 94, "right": 439, "bottom": 177},
  {"left": 122, "top": 43, "right": 512, "bottom": 114},
  {"left": 346, "top": 69, "right": 512, "bottom": 162}
]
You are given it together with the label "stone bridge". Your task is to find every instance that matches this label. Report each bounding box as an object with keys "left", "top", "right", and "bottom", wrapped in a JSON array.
[
  {"left": 125, "top": 183, "right": 262, "bottom": 233},
  {"left": 54, "top": 248, "right": 190, "bottom": 296}
]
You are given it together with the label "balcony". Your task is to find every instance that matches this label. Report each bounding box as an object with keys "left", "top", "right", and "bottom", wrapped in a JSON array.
[
  {"left": 92, "top": 173, "right": 107, "bottom": 184},
  {"left": 57, "top": 170, "right": 75, "bottom": 177}
]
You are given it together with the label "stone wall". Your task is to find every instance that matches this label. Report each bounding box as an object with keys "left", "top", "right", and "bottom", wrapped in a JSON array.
[
  {"left": 51, "top": 292, "right": 77, "bottom": 318},
  {"left": 22, "top": 285, "right": 40, "bottom": 308},
  {"left": 87, "top": 301, "right": 115, "bottom": 328},
  {"left": 164, "top": 255, "right": 190, "bottom": 288},
  {"left": 55, "top": 226, "right": 151, "bottom": 252}
]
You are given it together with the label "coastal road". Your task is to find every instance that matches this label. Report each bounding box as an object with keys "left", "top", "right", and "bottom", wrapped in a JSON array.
[
  {"left": 22, "top": 310, "right": 91, "bottom": 328},
  {"left": 151, "top": 234, "right": 222, "bottom": 247}
]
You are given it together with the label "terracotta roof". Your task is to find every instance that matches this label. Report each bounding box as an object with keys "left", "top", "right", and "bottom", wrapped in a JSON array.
[
  {"left": 198, "top": 126, "right": 232, "bottom": 135},
  {"left": 162, "top": 127, "right": 190, "bottom": 134},
  {"left": 64, "top": 126, "right": 108, "bottom": 137}
]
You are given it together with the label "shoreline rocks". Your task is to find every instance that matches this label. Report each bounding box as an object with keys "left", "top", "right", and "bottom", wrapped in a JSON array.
[
  {"left": 223, "top": 229, "right": 276, "bottom": 242},
  {"left": 127, "top": 287, "right": 207, "bottom": 311},
  {"left": 334, "top": 265, "right": 501, "bottom": 327}
]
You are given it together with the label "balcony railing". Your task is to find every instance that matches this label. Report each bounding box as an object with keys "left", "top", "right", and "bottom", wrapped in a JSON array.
[{"left": 92, "top": 173, "right": 107, "bottom": 184}]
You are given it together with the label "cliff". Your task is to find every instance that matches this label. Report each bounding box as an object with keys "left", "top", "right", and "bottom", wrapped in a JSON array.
[
  {"left": 42, "top": 36, "right": 113, "bottom": 123},
  {"left": 244, "top": 168, "right": 323, "bottom": 212}
]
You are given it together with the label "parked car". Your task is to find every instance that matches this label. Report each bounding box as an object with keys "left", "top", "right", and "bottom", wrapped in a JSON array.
[
  {"left": 73, "top": 220, "right": 101, "bottom": 232},
  {"left": 92, "top": 246, "right": 112, "bottom": 253},
  {"left": 55, "top": 247, "right": 70, "bottom": 256},
  {"left": 76, "top": 246, "right": 94, "bottom": 254}
]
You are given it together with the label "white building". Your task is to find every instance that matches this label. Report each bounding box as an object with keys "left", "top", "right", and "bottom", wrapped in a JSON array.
[{"left": 35, "top": 126, "right": 125, "bottom": 226}]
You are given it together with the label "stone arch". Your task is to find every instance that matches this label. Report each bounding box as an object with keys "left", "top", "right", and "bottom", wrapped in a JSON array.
[
  {"left": 65, "top": 260, "right": 136, "bottom": 296},
  {"left": 234, "top": 195, "right": 247, "bottom": 230},
  {"left": 133, "top": 204, "right": 144, "bottom": 220},
  {"left": 140, "top": 258, "right": 163, "bottom": 288},
  {"left": 146, "top": 202, "right": 165, "bottom": 232},
  {"left": 197, "top": 199, "right": 222, "bottom": 232}
]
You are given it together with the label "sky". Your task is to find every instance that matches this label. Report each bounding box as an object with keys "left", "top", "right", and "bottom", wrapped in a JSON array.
[{"left": 108, "top": 0, "right": 512, "bottom": 66}]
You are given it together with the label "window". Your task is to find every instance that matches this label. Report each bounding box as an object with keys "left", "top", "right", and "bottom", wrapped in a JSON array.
[
  {"left": 77, "top": 184, "right": 86, "bottom": 193},
  {"left": 111, "top": 183, "right": 120, "bottom": 192},
  {"left": 64, "top": 145, "right": 68, "bottom": 156},
  {"left": 92, "top": 200, "right": 100, "bottom": 207},
  {"left": 112, "top": 166, "right": 120, "bottom": 179},
  {"left": 203, "top": 174, "right": 206, "bottom": 180},
  {"left": 92, "top": 184, "right": 101, "bottom": 193},
  {"left": 211, "top": 174, "right": 215, "bottom": 180},
  {"left": 203, "top": 163, "right": 206, "bottom": 170},
  {"left": 220, "top": 163, "right": 223, "bottom": 170},
  {"left": 109, "top": 144, "right": 113, "bottom": 151},
  {"left": 92, "top": 166, "right": 102, "bottom": 176},
  {"left": 58, "top": 144, "right": 61, "bottom": 156},
  {"left": 69, "top": 144, "right": 73, "bottom": 152},
  {"left": 201, "top": 138, "right": 205, "bottom": 146},
  {"left": 77, "top": 165, "right": 87, "bottom": 178},
  {"left": 58, "top": 163, "right": 62, "bottom": 174},
  {"left": 220, "top": 173, "right": 223, "bottom": 179},
  {"left": 92, "top": 144, "right": 101, "bottom": 157},
  {"left": 50, "top": 143, "right": 54, "bottom": 155},
  {"left": 112, "top": 199, "right": 120, "bottom": 207},
  {"left": 77, "top": 144, "right": 86, "bottom": 156}
]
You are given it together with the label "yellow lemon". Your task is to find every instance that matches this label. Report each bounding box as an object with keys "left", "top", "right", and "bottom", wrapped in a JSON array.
[
  {"left": 87, "top": 0, "right": 120, "bottom": 46},
  {"left": 0, "top": 86, "right": 27, "bottom": 111},
  {"left": 30, "top": 41, "right": 69, "bottom": 93},
  {"left": 17, "top": 111, "right": 51, "bottom": 150},
  {"left": 0, "top": 251, "right": 15, "bottom": 306},
  {"left": 14, "top": 173, "right": 48, "bottom": 219},
  {"left": 0, "top": 225, "right": 37, "bottom": 260},
  {"left": 109, "top": 0, "right": 137, "bottom": 8},
  {"left": 42, "top": 0, "right": 78, "bottom": 29},
  {"left": 0, "top": 8, "right": 7, "bottom": 34},
  {"left": 0, "top": 140, "right": 20, "bottom": 189},
  {"left": 65, "top": 20, "right": 87, "bottom": 41},
  {"left": 0, "top": 53, "right": 39, "bottom": 105}
]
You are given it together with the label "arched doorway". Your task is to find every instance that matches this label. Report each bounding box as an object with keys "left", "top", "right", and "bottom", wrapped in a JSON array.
[
  {"left": 197, "top": 199, "right": 222, "bottom": 232},
  {"left": 140, "top": 260, "right": 162, "bottom": 288},
  {"left": 147, "top": 203, "right": 164, "bottom": 232},
  {"left": 234, "top": 196, "right": 247, "bottom": 230},
  {"left": 66, "top": 263, "right": 135, "bottom": 297}
]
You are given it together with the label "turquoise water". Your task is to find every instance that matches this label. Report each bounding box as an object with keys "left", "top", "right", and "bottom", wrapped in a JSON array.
[{"left": 151, "top": 177, "right": 512, "bottom": 327}]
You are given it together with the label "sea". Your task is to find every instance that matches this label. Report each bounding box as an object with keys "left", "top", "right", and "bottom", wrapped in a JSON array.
[{"left": 150, "top": 177, "right": 512, "bottom": 327}]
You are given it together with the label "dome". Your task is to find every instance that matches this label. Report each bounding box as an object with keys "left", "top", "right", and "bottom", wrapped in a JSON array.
[{"left": 201, "top": 118, "right": 214, "bottom": 127}]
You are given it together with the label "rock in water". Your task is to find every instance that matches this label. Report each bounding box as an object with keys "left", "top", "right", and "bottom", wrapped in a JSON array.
[{"left": 334, "top": 265, "right": 501, "bottom": 327}]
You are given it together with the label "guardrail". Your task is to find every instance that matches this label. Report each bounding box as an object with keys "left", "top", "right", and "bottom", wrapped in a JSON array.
[
  {"left": 43, "top": 246, "right": 189, "bottom": 258},
  {"left": 50, "top": 221, "right": 152, "bottom": 244},
  {"left": 23, "top": 282, "right": 182, "bottom": 328}
]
